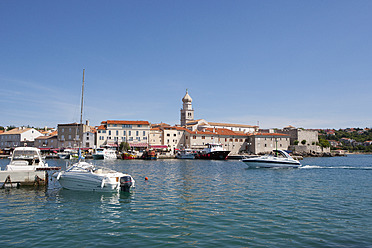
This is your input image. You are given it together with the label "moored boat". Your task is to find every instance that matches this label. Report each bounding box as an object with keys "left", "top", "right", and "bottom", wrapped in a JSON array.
[
  {"left": 92, "top": 148, "right": 117, "bottom": 160},
  {"left": 176, "top": 149, "right": 196, "bottom": 159},
  {"left": 0, "top": 147, "right": 60, "bottom": 187},
  {"left": 122, "top": 151, "right": 137, "bottom": 160},
  {"left": 195, "top": 143, "right": 230, "bottom": 160},
  {"left": 242, "top": 149, "right": 301, "bottom": 168},
  {"left": 55, "top": 161, "right": 135, "bottom": 192}
]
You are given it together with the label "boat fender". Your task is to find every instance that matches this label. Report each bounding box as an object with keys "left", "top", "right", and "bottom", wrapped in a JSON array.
[{"left": 56, "top": 172, "right": 61, "bottom": 181}]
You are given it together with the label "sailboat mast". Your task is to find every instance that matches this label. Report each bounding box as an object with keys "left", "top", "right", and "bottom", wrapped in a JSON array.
[{"left": 80, "top": 69, "right": 85, "bottom": 125}]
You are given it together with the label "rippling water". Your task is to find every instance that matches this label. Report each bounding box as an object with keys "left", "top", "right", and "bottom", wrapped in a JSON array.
[{"left": 1, "top": 155, "right": 372, "bottom": 247}]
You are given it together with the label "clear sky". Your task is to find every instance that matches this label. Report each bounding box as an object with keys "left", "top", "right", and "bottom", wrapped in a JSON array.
[{"left": 1, "top": 0, "right": 371, "bottom": 129}]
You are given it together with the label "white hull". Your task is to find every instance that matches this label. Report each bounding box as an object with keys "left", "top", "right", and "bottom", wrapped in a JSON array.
[
  {"left": 243, "top": 161, "right": 301, "bottom": 168},
  {"left": 56, "top": 162, "right": 134, "bottom": 192},
  {"left": 242, "top": 150, "right": 301, "bottom": 168},
  {"left": 57, "top": 171, "right": 119, "bottom": 192}
]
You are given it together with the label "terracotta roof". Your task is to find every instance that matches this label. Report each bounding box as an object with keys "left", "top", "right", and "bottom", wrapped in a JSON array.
[
  {"left": 49, "top": 130, "right": 58, "bottom": 136},
  {"left": 97, "top": 125, "right": 106, "bottom": 130},
  {"left": 103, "top": 120, "right": 150, "bottom": 125},
  {"left": 1, "top": 128, "right": 33, "bottom": 135},
  {"left": 207, "top": 122, "right": 258, "bottom": 128}
]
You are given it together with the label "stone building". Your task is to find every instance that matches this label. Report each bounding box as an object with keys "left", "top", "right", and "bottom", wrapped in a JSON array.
[
  {"left": 57, "top": 122, "right": 91, "bottom": 148},
  {"left": 247, "top": 133, "right": 291, "bottom": 154},
  {"left": 276, "top": 126, "right": 329, "bottom": 154}
]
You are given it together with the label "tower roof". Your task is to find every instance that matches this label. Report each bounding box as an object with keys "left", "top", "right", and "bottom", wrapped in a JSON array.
[{"left": 182, "top": 89, "right": 192, "bottom": 103}]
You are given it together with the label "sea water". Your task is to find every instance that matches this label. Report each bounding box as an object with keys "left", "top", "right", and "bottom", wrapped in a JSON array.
[{"left": 0, "top": 155, "right": 371, "bottom": 247}]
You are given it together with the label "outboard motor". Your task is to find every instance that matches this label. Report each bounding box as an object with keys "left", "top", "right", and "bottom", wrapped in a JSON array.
[{"left": 120, "top": 176, "right": 133, "bottom": 192}]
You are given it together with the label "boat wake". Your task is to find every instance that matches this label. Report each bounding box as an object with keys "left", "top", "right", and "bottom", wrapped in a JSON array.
[{"left": 301, "top": 165, "right": 372, "bottom": 170}]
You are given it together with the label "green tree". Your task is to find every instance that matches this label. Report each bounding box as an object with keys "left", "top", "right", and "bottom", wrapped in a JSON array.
[
  {"left": 301, "top": 140, "right": 307, "bottom": 145},
  {"left": 294, "top": 140, "right": 299, "bottom": 145},
  {"left": 120, "top": 142, "right": 131, "bottom": 151}
]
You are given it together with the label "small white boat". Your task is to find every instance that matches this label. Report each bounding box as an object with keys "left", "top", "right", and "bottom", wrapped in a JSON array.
[
  {"left": 92, "top": 148, "right": 117, "bottom": 160},
  {"left": 242, "top": 150, "right": 301, "bottom": 168},
  {"left": 55, "top": 161, "right": 135, "bottom": 192},
  {"left": 0, "top": 147, "right": 53, "bottom": 187},
  {"left": 57, "top": 149, "right": 77, "bottom": 159},
  {"left": 176, "top": 149, "right": 196, "bottom": 159},
  {"left": 5, "top": 147, "right": 48, "bottom": 171}
]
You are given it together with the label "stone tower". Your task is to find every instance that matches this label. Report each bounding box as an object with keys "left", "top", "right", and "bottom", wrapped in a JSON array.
[{"left": 180, "top": 89, "right": 194, "bottom": 126}]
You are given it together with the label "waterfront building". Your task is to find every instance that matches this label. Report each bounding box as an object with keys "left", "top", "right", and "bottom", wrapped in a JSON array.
[
  {"left": 57, "top": 122, "right": 91, "bottom": 148},
  {"left": 34, "top": 134, "right": 59, "bottom": 149},
  {"left": 96, "top": 120, "right": 150, "bottom": 149},
  {"left": 247, "top": 133, "right": 291, "bottom": 154},
  {"left": 276, "top": 126, "right": 329, "bottom": 153},
  {"left": 0, "top": 127, "right": 42, "bottom": 148}
]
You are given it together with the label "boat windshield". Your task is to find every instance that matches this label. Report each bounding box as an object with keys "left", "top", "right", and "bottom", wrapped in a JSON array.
[{"left": 12, "top": 150, "right": 39, "bottom": 160}]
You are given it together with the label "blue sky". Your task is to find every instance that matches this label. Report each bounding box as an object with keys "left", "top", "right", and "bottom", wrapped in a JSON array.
[{"left": 1, "top": 0, "right": 371, "bottom": 129}]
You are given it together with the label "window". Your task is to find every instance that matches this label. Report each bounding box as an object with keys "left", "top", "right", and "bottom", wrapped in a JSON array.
[
  {"left": 143, "top": 131, "right": 146, "bottom": 136},
  {"left": 62, "top": 128, "right": 64, "bottom": 133},
  {"left": 167, "top": 134, "right": 170, "bottom": 137},
  {"left": 193, "top": 136, "right": 196, "bottom": 139},
  {"left": 116, "top": 131, "right": 119, "bottom": 135},
  {"left": 202, "top": 136, "right": 205, "bottom": 139},
  {"left": 174, "top": 134, "right": 176, "bottom": 137},
  {"left": 123, "top": 130, "right": 126, "bottom": 135},
  {"left": 138, "top": 125, "right": 142, "bottom": 127},
  {"left": 136, "top": 131, "right": 139, "bottom": 136},
  {"left": 128, "top": 131, "right": 131, "bottom": 136},
  {"left": 113, "top": 124, "right": 117, "bottom": 127}
]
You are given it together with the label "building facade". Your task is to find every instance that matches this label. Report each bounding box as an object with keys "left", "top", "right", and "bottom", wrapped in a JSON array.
[
  {"left": 97, "top": 120, "right": 150, "bottom": 149},
  {"left": 57, "top": 123, "right": 91, "bottom": 148},
  {"left": 248, "top": 133, "right": 291, "bottom": 154},
  {"left": 0, "top": 127, "right": 42, "bottom": 148}
]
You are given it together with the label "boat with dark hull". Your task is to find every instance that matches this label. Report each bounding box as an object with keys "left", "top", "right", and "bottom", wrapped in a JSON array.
[{"left": 195, "top": 143, "right": 230, "bottom": 160}]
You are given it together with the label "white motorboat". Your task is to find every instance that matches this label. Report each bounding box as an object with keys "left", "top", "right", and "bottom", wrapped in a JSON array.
[
  {"left": 0, "top": 147, "right": 57, "bottom": 187},
  {"left": 92, "top": 148, "right": 117, "bottom": 160},
  {"left": 55, "top": 161, "right": 135, "bottom": 192},
  {"left": 242, "top": 149, "right": 301, "bottom": 168},
  {"left": 5, "top": 147, "right": 48, "bottom": 171},
  {"left": 57, "top": 149, "right": 77, "bottom": 159},
  {"left": 176, "top": 149, "right": 196, "bottom": 159}
]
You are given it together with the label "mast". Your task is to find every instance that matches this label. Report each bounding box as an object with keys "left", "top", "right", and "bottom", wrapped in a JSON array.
[
  {"left": 78, "top": 69, "right": 85, "bottom": 161},
  {"left": 80, "top": 69, "right": 85, "bottom": 125}
]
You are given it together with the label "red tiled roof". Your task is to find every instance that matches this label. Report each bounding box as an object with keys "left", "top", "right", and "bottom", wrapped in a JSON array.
[
  {"left": 97, "top": 125, "right": 106, "bottom": 130},
  {"left": 103, "top": 120, "right": 150, "bottom": 125}
]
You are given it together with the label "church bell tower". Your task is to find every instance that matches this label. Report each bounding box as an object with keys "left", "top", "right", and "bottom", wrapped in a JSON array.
[{"left": 180, "top": 89, "right": 194, "bottom": 126}]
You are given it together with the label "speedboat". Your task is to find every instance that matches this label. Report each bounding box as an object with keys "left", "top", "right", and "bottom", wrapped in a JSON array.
[
  {"left": 92, "top": 148, "right": 117, "bottom": 160},
  {"left": 195, "top": 143, "right": 230, "bottom": 160},
  {"left": 176, "top": 149, "right": 196, "bottom": 159},
  {"left": 242, "top": 149, "right": 301, "bottom": 168},
  {"left": 55, "top": 161, "right": 135, "bottom": 192}
]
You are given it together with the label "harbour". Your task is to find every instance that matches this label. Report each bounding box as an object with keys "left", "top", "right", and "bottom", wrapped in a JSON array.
[{"left": 1, "top": 155, "right": 372, "bottom": 247}]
